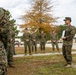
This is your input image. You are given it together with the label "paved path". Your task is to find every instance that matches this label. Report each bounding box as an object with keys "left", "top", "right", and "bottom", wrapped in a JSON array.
[
  {"left": 14, "top": 51, "right": 76, "bottom": 57},
  {"left": 14, "top": 43, "right": 76, "bottom": 57}
]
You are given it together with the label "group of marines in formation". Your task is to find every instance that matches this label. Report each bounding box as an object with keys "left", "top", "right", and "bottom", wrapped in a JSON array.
[
  {"left": 23, "top": 17, "right": 76, "bottom": 68},
  {"left": 23, "top": 28, "right": 59, "bottom": 55}
]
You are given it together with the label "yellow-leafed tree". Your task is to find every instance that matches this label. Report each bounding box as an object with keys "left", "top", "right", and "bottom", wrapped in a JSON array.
[{"left": 20, "top": 0, "right": 57, "bottom": 32}]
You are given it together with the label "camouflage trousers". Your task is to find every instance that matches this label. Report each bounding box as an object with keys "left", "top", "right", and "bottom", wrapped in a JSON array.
[
  {"left": 7, "top": 43, "right": 13, "bottom": 66},
  {"left": 12, "top": 42, "right": 16, "bottom": 55},
  {"left": 51, "top": 42, "right": 59, "bottom": 51},
  {"left": 31, "top": 41, "right": 37, "bottom": 53},
  {"left": 40, "top": 42, "right": 46, "bottom": 51},
  {"left": 62, "top": 45, "right": 72, "bottom": 65},
  {"left": 24, "top": 41, "right": 31, "bottom": 54}
]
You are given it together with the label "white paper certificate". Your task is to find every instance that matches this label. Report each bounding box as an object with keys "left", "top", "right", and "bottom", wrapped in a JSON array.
[{"left": 62, "top": 30, "right": 65, "bottom": 38}]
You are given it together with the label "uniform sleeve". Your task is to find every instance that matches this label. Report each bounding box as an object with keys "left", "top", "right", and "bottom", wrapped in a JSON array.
[
  {"left": 29, "top": 33, "right": 32, "bottom": 40},
  {"left": 56, "top": 34, "right": 58, "bottom": 41},
  {"left": 66, "top": 27, "right": 75, "bottom": 41},
  {"left": 7, "top": 29, "right": 12, "bottom": 42},
  {"left": 36, "top": 35, "right": 38, "bottom": 40},
  {"left": 45, "top": 34, "right": 47, "bottom": 41},
  {"left": 39, "top": 33, "right": 41, "bottom": 39},
  {"left": 50, "top": 33, "right": 53, "bottom": 40},
  {"left": 23, "top": 33, "right": 25, "bottom": 41}
]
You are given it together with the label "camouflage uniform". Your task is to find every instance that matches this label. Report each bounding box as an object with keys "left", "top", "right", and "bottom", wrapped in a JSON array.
[
  {"left": 10, "top": 26, "right": 16, "bottom": 55},
  {"left": 23, "top": 29, "right": 31, "bottom": 55},
  {"left": 50, "top": 32, "right": 59, "bottom": 51},
  {"left": 0, "top": 8, "right": 9, "bottom": 52},
  {"left": 62, "top": 17, "right": 75, "bottom": 65},
  {"left": 12, "top": 31, "right": 16, "bottom": 55},
  {"left": 0, "top": 7, "right": 14, "bottom": 68},
  {"left": 39, "top": 32, "right": 46, "bottom": 51},
  {"left": 62, "top": 25, "right": 75, "bottom": 65},
  {"left": 31, "top": 32, "right": 37, "bottom": 53},
  {"left": 0, "top": 41, "right": 7, "bottom": 75},
  {"left": 0, "top": 7, "right": 9, "bottom": 74},
  {"left": 6, "top": 26, "right": 14, "bottom": 66}
]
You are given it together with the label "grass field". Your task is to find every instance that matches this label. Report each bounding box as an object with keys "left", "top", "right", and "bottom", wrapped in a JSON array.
[
  {"left": 8, "top": 54, "right": 76, "bottom": 75},
  {"left": 15, "top": 47, "right": 76, "bottom": 55}
]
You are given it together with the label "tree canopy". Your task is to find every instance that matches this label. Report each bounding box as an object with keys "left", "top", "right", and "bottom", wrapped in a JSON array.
[
  {"left": 20, "top": 0, "right": 58, "bottom": 33},
  {"left": 6, "top": 10, "right": 19, "bottom": 37}
]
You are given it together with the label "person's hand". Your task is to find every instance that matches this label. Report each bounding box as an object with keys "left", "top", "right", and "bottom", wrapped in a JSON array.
[
  {"left": 33, "top": 39, "right": 36, "bottom": 41},
  {"left": 26, "top": 39, "right": 29, "bottom": 41},
  {"left": 63, "top": 37, "right": 66, "bottom": 40},
  {"left": 53, "top": 40, "right": 56, "bottom": 42},
  {"left": 10, "top": 39, "right": 13, "bottom": 43}
]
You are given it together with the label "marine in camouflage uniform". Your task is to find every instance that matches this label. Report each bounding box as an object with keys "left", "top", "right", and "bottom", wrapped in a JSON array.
[
  {"left": 0, "top": 7, "right": 14, "bottom": 68},
  {"left": 31, "top": 31, "right": 38, "bottom": 53},
  {"left": 50, "top": 30, "right": 59, "bottom": 52},
  {"left": 23, "top": 28, "right": 31, "bottom": 55},
  {"left": 0, "top": 7, "right": 8, "bottom": 74},
  {"left": 10, "top": 25, "right": 16, "bottom": 55},
  {"left": 6, "top": 25, "right": 15, "bottom": 67},
  {"left": 39, "top": 30, "right": 46, "bottom": 51},
  {"left": 62, "top": 17, "right": 75, "bottom": 67}
]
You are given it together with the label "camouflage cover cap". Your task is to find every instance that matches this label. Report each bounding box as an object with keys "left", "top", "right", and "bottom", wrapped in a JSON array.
[
  {"left": 0, "top": 7, "right": 4, "bottom": 20},
  {"left": 64, "top": 17, "right": 71, "bottom": 21},
  {"left": 25, "top": 28, "right": 28, "bottom": 30}
]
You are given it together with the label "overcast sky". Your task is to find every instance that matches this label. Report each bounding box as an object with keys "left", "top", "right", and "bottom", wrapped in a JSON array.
[
  {"left": 0, "top": 0, "right": 76, "bottom": 26},
  {"left": 0, "top": 0, "right": 76, "bottom": 36}
]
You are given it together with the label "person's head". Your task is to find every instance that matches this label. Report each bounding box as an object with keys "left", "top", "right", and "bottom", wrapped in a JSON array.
[
  {"left": 31, "top": 30, "right": 34, "bottom": 34},
  {"left": 25, "top": 28, "right": 28, "bottom": 32},
  {"left": 64, "top": 17, "right": 71, "bottom": 25},
  {"left": 41, "top": 30, "right": 44, "bottom": 33},
  {"left": 52, "top": 30, "right": 55, "bottom": 34}
]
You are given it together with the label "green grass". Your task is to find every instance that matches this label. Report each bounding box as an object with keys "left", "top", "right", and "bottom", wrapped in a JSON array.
[{"left": 8, "top": 55, "right": 76, "bottom": 75}]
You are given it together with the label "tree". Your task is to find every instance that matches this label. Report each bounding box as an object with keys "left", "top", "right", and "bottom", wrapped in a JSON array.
[
  {"left": 6, "top": 10, "right": 19, "bottom": 37},
  {"left": 10, "top": 19, "right": 20, "bottom": 37},
  {"left": 20, "top": 0, "right": 57, "bottom": 33}
]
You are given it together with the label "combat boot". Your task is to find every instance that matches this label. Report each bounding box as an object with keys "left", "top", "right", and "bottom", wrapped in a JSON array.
[{"left": 65, "top": 64, "right": 71, "bottom": 68}]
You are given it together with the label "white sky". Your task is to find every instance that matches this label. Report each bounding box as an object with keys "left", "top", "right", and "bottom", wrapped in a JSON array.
[
  {"left": 0, "top": 0, "right": 76, "bottom": 25},
  {"left": 0, "top": 0, "right": 76, "bottom": 35}
]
